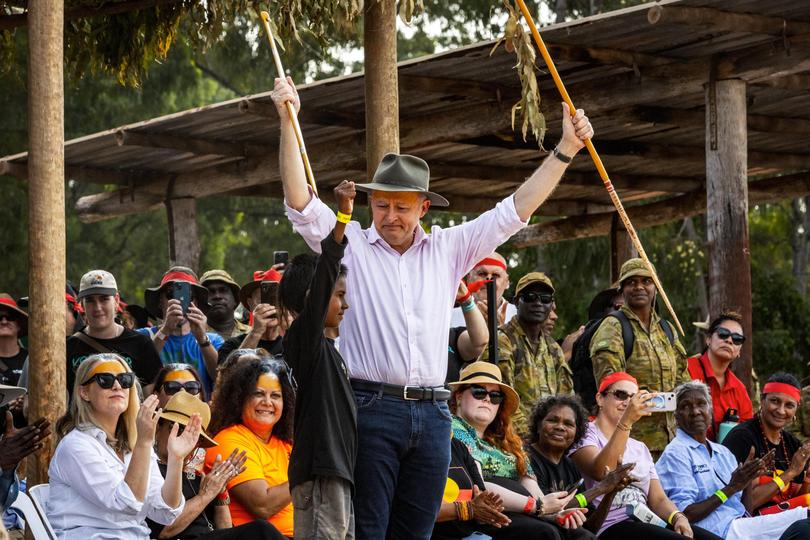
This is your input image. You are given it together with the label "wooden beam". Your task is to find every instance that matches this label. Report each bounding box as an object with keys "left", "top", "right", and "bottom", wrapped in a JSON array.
[
  {"left": 752, "top": 73, "right": 810, "bottom": 92},
  {"left": 116, "top": 129, "right": 262, "bottom": 158},
  {"left": 238, "top": 99, "right": 366, "bottom": 130},
  {"left": 398, "top": 74, "right": 509, "bottom": 101},
  {"left": 647, "top": 5, "right": 810, "bottom": 37},
  {"left": 0, "top": 0, "right": 183, "bottom": 30}
]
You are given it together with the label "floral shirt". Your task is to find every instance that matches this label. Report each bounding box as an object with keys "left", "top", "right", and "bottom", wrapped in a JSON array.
[{"left": 451, "top": 416, "right": 534, "bottom": 481}]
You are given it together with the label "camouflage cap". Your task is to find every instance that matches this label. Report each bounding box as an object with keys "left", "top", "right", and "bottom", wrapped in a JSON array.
[
  {"left": 618, "top": 258, "right": 655, "bottom": 286},
  {"left": 515, "top": 272, "right": 555, "bottom": 296},
  {"left": 200, "top": 269, "right": 240, "bottom": 298}
]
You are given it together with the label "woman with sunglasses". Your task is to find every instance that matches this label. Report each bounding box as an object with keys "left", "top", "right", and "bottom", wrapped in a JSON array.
[
  {"left": 722, "top": 372, "right": 810, "bottom": 513},
  {"left": 206, "top": 356, "right": 295, "bottom": 538},
  {"left": 152, "top": 364, "right": 206, "bottom": 407},
  {"left": 687, "top": 311, "right": 753, "bottom": 440},
  {"left": 569, "top": 372, "right": 722, "bottom": 539},
  {"left": 448, "top": 361, "right": 592, "bottom": 539},
  {"left": 47, "top": 353, "right": 202, "bottom": 539}
]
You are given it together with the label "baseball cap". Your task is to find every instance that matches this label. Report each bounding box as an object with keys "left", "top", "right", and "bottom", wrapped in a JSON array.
[{"left": 78, "top": 270, "right": 118, "bottom": 300}]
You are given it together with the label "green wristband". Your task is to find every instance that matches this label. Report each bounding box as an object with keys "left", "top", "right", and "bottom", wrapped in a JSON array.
[
  {"left": 575, "top": 493, "right": 587, "bottom": 508},
  {"left": 714, "top": 489, "right": 728, "bottom": 504}
]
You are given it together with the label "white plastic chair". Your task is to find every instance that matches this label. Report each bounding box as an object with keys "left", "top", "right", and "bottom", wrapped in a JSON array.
[{"left": 9, "top": 485, "right": 56, "bottom": 540}]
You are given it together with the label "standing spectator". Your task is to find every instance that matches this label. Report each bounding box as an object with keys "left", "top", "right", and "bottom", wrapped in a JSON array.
[
  {"left": 279, "top": 180, "right": 356, "bottom": 539},
  {"left": 67, "top": 270, "right": 163, "bottom": 395},
  {"left": 483, "top": 272, "right": 573, "bottom": 434},
  {"left": 590, "top": 258, "right": 689, "bottom": 456},
  {"left": 200, "top": 270, "right": 251, "bottom": 340},
  {"left": 687, "top": 311, "right": 753, "bottom": 440},
  {"left": 449, "top": 253, "right": 516, "bottom": 328},
  {"left": 216, "top": 269, "right": 283, "bottom": 365},
  {"left": 273, "top": 74, "right": 593, "bottom": 538},
  {"left": 139, "top": 267, "right": 223, "bottom": 395},
  {"left": 447, "top": 280, "right": 489, "bottom": 384},
  {"left": 0, "top": 295, "right": 26, "bottom": 387},
  {"left": 206, "top": 357, "right": 295, "bottom": 537}
]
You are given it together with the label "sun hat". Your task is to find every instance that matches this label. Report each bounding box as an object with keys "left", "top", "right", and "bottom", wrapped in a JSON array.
[
  {"left": 200, "top": 269, "right": 241, "bottom": 300},
  {"left": 355, "top": 153, "right": 449, "bottom": 207},
  {"left": 618, "top": 258, "right": 655, "bottom": 287},
  {"left": 144, "top": 266, "right": 209, "bottom": 318},
  {"left": 514, "top": 272, "right": 555, "bottom": 297},
  {"left": 239, "top": 268, "right": 283, "bottom": 310},
  {"left": 158, "top": 390, "right": 217, "bottom": 448},
  {"left": 0, "top": 294, "right": 27, "bottom": 336},
  {"left": 448, "top": 361, "right": 519, "bottom": 416}
]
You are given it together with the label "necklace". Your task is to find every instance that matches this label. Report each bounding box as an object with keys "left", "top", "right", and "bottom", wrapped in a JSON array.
[
  {"left": 758, "top": 415, "right": 790, "bottom": 470},
  {"left": 183, "top": 474, "right": 215, "bottom": 532}
]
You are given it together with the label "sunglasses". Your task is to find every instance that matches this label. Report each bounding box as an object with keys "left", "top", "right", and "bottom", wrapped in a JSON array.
[
  {"left": 162, "top": 380, "right": 202, "bottom": 396},
  {"left": 520, "top": 292, "right": 554, "bottom": 304},
  {"left": 715, "top": 327, "right": 745, "bottom": 345},
  {"left": 605, "top": 389, "right": 635, "bottom": 402},
  {"left": 468, "top": 384, "right": 505, "bottom": 405},
  {"left": 82, "top": 372, "right": 135, "bottom": 389}
]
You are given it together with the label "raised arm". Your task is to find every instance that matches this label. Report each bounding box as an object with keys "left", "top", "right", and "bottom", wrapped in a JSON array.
[
  {"left": 513, "top": 103, "right": 593, "bottom": 221},
  {"left": 271, "top": 77, "right": 310, "bottom": 211}
]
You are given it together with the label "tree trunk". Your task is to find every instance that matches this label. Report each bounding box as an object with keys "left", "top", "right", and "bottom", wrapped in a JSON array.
[
  {"left": 555, "top": 0, "right": 568, "bottom": 23},
  {"left": 790, "top": 197, "right": 810, "bottom": 297},
  {"left": 166, "top": 197, "right": 200, "bottom": 272},
  {"left": 364, "top": 0, "right": 399, "bottom": 179},
  {"left": 610, "top": 213, "right": 636, "bottom": 284},
  {"left": 27, "top": 0, "right": 66, "bottom": 486},
  {"left": 684, "top": 217, "right": 710, "bottom": 351}
]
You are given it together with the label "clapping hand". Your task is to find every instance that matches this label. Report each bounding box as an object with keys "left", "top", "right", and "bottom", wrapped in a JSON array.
[
  {"left": 167, "top": 414, "right": 202, "bottom": 461},
  {"left": 200, "top": 448, "right": 248, "bottom": 499}
]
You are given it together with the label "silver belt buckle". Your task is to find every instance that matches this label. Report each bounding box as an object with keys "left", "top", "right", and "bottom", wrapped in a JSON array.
[{"left": 403, "top": 385, "right": 419, "bottom": 400}]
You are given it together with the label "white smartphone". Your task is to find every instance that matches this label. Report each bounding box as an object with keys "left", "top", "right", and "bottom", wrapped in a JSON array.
[{"left": 647, "top": 392, "right": 676, "bottom": 412}]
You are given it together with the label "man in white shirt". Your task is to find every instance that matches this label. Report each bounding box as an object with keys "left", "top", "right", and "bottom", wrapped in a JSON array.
[{"left": 271, "top": 77, "right": 594, "bottom": 539}]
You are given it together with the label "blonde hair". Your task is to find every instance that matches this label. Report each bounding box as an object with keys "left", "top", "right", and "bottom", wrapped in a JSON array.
[{"left": 56, "top": 353, "right": 141, "bottom": 453}]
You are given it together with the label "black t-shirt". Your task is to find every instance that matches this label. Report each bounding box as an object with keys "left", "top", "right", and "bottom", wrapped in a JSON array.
[
  {"left": 446, "top": 327, "right": 468, "bottom": 385},
  {"left": 723, "top": 416, "right": 804, "bottom": 483},
  {"left": 432, "top": 438, "right": 487, "bottom": 540},
  {"left": 66, "top": 328, "right": 163, "bottom": 393},
  {"left": 146, "top": 463, "right": 215, "bottom": 540},
  {"left": 0, "top": 348, "right": 27, "bottom": 386},
  {"left": 217, "top": 334, "right": 283, "bottom": 365},
  {"left": 284, "top": 233, "right": 356, "bottom": 491},
  {"left": 527, "top": 444, "right": 585, "bottom": 495}
]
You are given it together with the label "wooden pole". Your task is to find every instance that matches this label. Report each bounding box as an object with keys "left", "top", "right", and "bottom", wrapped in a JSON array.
[
  {"left": 166, "top": 197, "right": 200, "bottom": 272},
  {"left": 27, "top": 0, "right": 66, "bottom": 486},
  {"left": 364, "top": 0, "right": 400, "bottom": 178},
  {"left": 705, "top": 79, "right": 752, "bottom": 391},
  {"left": 610, "top": 213, "right": 636, "bottom": 284},
  {"left": 514, "top": 0, "right": 684, "bottom": 336}
]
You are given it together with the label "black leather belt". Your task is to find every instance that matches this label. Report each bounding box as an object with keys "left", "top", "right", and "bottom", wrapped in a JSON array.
[{"left": 351, "top": 379, "right": 451, "bottom": 401}]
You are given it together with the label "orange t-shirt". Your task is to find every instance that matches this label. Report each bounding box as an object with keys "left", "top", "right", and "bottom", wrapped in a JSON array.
[{"left": 206, "top": 424, "right": 293, "bottom": 536}]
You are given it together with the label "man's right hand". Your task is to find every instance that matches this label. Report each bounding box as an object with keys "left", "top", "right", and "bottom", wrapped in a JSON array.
[{"left": 270, "top": 76, "right": 300, "bottom": 121}]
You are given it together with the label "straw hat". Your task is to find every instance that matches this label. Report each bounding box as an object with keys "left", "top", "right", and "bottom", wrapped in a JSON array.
[
  {"left": 448, "top": 361, "right": 519, "bottom": 416},
  {"left": 158, "top": 391, "right": 217, "bottom": 448}
]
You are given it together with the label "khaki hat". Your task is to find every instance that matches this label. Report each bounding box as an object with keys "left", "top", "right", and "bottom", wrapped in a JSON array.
[
  {"left": 78, "top": 270, "right": 118, "bottom": 300},
  {"left": 355, "top": 153, "right": 449, "bottom": 207},
  {"left": 618, "top": 258, "right": 655, "bottom": 286},
  {"left": 515, "top": 272, "right": 555, "bottom": 297},
  {"left": 200, "top": 269, "right": 240, "bottom": 299},
  {"left": 0, "top": 383, "right": 26, "bottom": 408},
  {"left": 448, "top": 361, "right": 519, "bottom": 416},
  {"left": 158, "top": 390, "right": 217, "bottom": 448},
  {"left": 0, "top": 294, "right": 27, "bottom": 336}
]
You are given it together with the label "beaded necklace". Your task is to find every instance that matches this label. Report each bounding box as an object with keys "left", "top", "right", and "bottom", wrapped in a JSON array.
[{"left": 758, "top": 414, "right": 790, "bottom": 472}]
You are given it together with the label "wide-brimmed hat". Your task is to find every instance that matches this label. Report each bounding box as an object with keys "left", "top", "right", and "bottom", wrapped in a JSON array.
[
  {"left": 355, "top": 153, "right": 449, "bottom": 207},
  {"left": 144, "top": 266, "right": 209, "bottom": 318},
  {"left": 448, "top": 361, "right": 519, "bottom": 416},
  {"left": 78, "top": 270, "right": 118, "bottom": 300},
  {"left": 158, "top": 390, "right": 217, "bottom": 448},
  {"left": 618, "top": 258, "right": 655, "bottom": 287},
  {"left": 200, "top": 269, "right": 240, "bottom": 300},
  {"left": 0, "top": 383, "right": 25, "bottom": 408},
  {"left": 514, "top": 272, "right": 555, "bottom": 297},
  {"left": 0, "top": 294, "right": 27, "bottom": 337},
  {"left": 239, "top": 268, "right": 283, "bottom": 310}
]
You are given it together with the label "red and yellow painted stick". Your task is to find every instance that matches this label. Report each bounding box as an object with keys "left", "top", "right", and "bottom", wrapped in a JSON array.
[
  {"left": 257, "top": 10, "right": 318, "bottom": 197},
  {"left": 514, "top": 0, "right": 684, "bottom": 336}
]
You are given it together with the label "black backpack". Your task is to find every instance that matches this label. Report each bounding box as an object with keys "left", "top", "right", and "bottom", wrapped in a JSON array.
[{"left": 569, "top": 310, "right": 675, "bottom": 410}]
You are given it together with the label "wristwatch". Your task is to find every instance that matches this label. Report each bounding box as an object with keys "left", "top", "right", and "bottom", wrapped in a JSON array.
[
  {"left": 552, "top": 146, "right": 573, "bottom": 163},
  {"left": 196, "top": 335, "right": 211, "bottom": 348}
]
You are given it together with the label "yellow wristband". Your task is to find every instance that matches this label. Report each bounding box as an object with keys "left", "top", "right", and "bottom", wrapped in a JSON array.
[
  {"left": 714, "top": 489, "right": 728, "bottom": 504},
  {"left": 667, "top": 511, "right": 683, "bottom": 525},
  {"left": 575, "top": 493, "right": 588, "bottom": 508},
  {"left": 772, "top": 475, "right": 787, "bottom": 491},
  {"left": 336, "top": 211, "right": 352, "bottom": 224}
]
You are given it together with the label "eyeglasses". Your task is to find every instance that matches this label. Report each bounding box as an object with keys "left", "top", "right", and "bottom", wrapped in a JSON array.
[
  {"left": 161, "top": 380, "right": 202, "bottom": 396},
  {"left": 715, "top": 327, "right": 745, "bottom": 345},
  {"left": 520, "top": 292, "right": 554, "bottom": 304},
  {"left": 468, "top": 384, "right": 505, "bottom": 405},
  {"left": 0, "top": 313, "right": 18, "bottom": 322},
  {"left": 82, "top": 372, "right": 135, "bottom": 389},
  {"left": 605, "top": 389, "right": 635, "bottom": 402}
]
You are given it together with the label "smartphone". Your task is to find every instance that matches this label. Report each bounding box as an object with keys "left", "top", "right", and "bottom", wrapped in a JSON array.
[
  {"left": 273, "top": 251, "right": 289, "bottom": 270},
  {"left": 260, "top": 281, "right": 279, "bottom": 307},
  {"left": 647, "top": 392, "right": 676, "bottom": 412},
  {"left": 565, "top": 478, "right": 584, "bottom": 495},
  {"left": 173, "top": 281, "right": 191, "bottom": 316}
]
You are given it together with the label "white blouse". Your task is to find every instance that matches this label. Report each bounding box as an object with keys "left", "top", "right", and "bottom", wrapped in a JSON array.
[{"left": 46, "top": 425, "right": 184, "bottom": 539}]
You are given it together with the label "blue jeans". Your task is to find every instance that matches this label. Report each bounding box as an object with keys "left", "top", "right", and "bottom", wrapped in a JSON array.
[{"left": 353, "top": 390, "right": 452, "bottom": 540}]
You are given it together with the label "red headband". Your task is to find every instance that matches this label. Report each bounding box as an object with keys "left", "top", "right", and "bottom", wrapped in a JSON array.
[
  {"left": 475, "top": 257, "right": 507, "bottom": 272},
  {"left": 253, "top": 269, "right": 282, "bottom": 283},
  {"left": 599, "top": 372, "right": 638, "bottom": 394},
  {"left": 160, "top": 271, "right": 199, "bottom": 286},
  {"left": 0, "top": 298, "right": 20, "bottom": 310},
  {"left": 763, "top": 382, "right": 801, "bottom": 403}
]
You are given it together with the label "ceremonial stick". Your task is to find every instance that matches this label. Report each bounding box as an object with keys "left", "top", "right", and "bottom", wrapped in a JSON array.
[
  {"left": 257, "top": 10, "right": 318, "bottom": 196},
  {"left": 486, "top": 280, "right": 499, "bottom": 364},
  {"left": 514, "top": 0, "right": 684, "bottom": 336}
]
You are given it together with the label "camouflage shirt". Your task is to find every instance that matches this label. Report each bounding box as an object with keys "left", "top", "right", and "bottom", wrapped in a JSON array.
[
  {"left": 482, "top": 315, "right": 573, "bottom": 434},
  {"left": 590, "top": 305, "right": 689, "bottom": 453}
]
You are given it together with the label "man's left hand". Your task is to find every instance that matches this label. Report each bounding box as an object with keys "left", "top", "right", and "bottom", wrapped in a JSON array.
[{"left": 187, "top": 303, "right": 208, "bottom": 340}]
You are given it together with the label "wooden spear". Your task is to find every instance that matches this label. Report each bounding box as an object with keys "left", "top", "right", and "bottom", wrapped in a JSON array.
[
  {"left": 514, "top": 0, "right": 684, "bottom": 336},
  {"left": 256, "top": 9, "right": 318, "bottom": 196}
]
